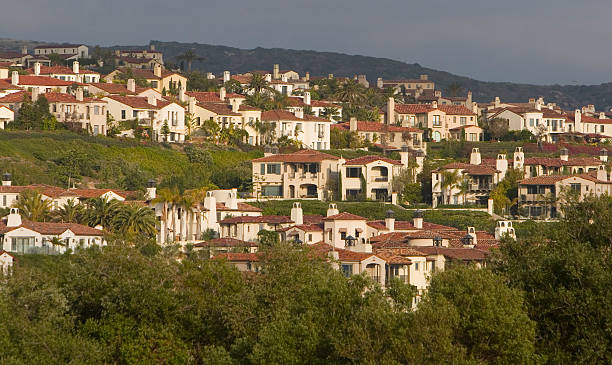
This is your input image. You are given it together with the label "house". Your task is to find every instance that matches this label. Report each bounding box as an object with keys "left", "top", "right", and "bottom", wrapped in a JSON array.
[
  {"left": 4, "top": 71, "right": 74, "bottom": 94},
  {"left": 376, "top": 74, "right": 435, "bottom": 92},
  {"left": 27, "top": 61, "right": 100, "bottom": 83},
  {"left": 0, "top": 105, "right": 14, "bottom": 128},
  {"left": 523, "top": 147, "right": 601, "bottom": 178},
  {"left": 86, "top": 79, "right": 161, "bottom": 99},
  {"left": 287, "top": 91, "right": 342, "bottom": 121},
  {"left": 261, "top": 110, "right": 332, "bottom": 150},
  {"left": 331, "top": 117, "right": 425, "bottom": 151},
  {"left": 112, "top": 45, "right": 164, "bottom": 68},
  {"left": 34, "top": 44, "right": 89, "bottom": 59},
  {"left": 518, "top": 169, "right": 612, "bottom": 218},
  {"left": 0, "top": 208, "right": 105, "bottom": 254},
  {"left": 44, "top": 90, "right": 108, "bottom": 135},
  {"left": 251, "top": 149, "right": 341, "bottom": 199},
  {"left": 339, "top": 155, "right": 404, "bottom": 201},
  {"left": 104, "top": 65, "right": 187, "bottom": 94},
  {"left": 103, "top": 94, "right": 185, "bottom": 142},
  {"left": 390, "top": 99, "right": 481, "bottom": 142},
  {"left": 193, "top": 237, "right": 258, "bottom": 258},
  {"left": 0, "top": 250, "right": 14, "bottom": 275},
  {"left": 0, "top": 78, "right": 23, "bottom": 97}
]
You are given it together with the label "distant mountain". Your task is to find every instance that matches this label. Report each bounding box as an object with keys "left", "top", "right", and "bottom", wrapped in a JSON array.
[{"left": 151, "top": 41, "right": 612, "bottom": 111}]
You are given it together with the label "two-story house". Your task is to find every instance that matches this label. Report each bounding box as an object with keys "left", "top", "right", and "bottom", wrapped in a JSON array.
[{"left": 261, "top": 110, "right": 331, "bottom": 150}]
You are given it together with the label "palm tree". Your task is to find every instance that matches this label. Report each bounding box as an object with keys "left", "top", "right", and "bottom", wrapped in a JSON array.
[
  {"left": 334, "top": 80, "right": 366, "bottom": 105},
  {"left": 248, "top": 119, "right": 276, "bottom": 145},
  {"left": 12, "top": 190, "right": 52, "bottom": 222},
  {"left": 436, "top": 170, "right": 461, "bottom": 205},
  {"left": 152, "top": 188, "right": 176, "bottom": 244},
  {"left": 445, "top": 82, "right": 463, "bottom": 97},
  {"left": 457, "top": 177, "right": 472, "bottom": 206},
  {"left": 271, "top": 92, "right": 289, "bottom": 110},
  {"left": 245, "top": 92, "right": 272, "bottom": 110},
  {"left": 112, "top": 204, "right": 157, "bottom": 239},
  {"left": 83, "top": 197, "right": 121, "bottom": 229},
  {"left": 176, "top": 49, "right": 205, "bottom": 73},
  {"left": 320, "top": 106, "right": 340, "bottom": 121},
  {"left": 248, "top": 73, "right": 269, "bottom": 94},
  {"left": 54, "top": 199, "right": 83, "bottom": 223}
]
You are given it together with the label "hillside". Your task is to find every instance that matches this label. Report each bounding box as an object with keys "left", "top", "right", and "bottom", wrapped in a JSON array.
[{"left": 150, "top": 41, "right": 612, "bottom": 110}]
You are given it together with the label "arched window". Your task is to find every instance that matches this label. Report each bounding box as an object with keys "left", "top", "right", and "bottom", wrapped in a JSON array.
[{"left": 432, "top": 131, "right": 441, "bottom": 142}]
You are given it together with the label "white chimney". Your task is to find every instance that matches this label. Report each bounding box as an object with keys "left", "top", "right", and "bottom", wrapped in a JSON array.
[
  {"left": 21, "top": 46, "right": 27, "bottom": 55},
  {"left": 291, "top": 202, "right": 304, "bottom": 225},
  {"left": 219, "top": 87, "right": 226, "bottom": 101},
  {"left": 387, "top": 97, "right": 395, "bottom": 124},
  {"left": 188, "top": 96, "right": 196, "bottom": 114},
  {"left": 10, "top": 71, "right": 18, "bottom": 86},
  {"left": 228, "top": 189, "right": 238, "bottom": 210},
  {"left": 304, "top": 91, "right": 311, "bottom": 105},
  {"left": 600, "top": 148, "right": 608, "bottom": 162},
  {"left": 494, "top": 96, "right": 500, "bottom": 109},
  {"left": 146, "top": 179, "right": 157, "bottom": 200},
  {"left": 281, "top": 75, "right": 288, "bottom": 82},
  {"left": 265, "top": 73, "right": 272, "bottom": 82},
  {"left": 273, "top": 64, "right": 280, "bottom": 79},
  {"left": 34, "top": 62, "right": 41, "bottom": 76},
  {"left": 495, "top": 220, "right": 516, "bottom": 240},
  {"left": 326, "top": 203, "right": 339, "bottom": 217},
  {"left": 305, "top": 72, "right": 310, "bottom": 81},
  {"left": 470, "top": 148, "right": 481, "bottom": 165},
  {"left": 413, "top": 209, "right": 423, "bottom": 229},
  {"left": 147, "top": 95, "right": 157, "bottom": 106},
  {"left": 597, "top": 165, "right": 608, "bottom": 181},
  {"left": 150, "top": 44, "right": 156, "bottom": 51},
  {"left": 127, "top": 79, "right": 136, "bottom": 93},
  {"left": 72, "top": 61, "right": 79, "bottom": 74},
  {"left": 496, "top": 153, "right": 508, "bottom": 181},
  {"left": 560, "top": 147, "right": 569, "bottom": 162},
  {"left": 31, "top": 88, "right": 39, "bottom": 102},
  {"left": 600, "top": 112, "right": 606, "bottom": 119},
  {"left": 514, "top": 147, "right": 524, "bottom": 169},
  {"left": 206, "top": 72, "right": 214, "bottom": 80},
  {"left": 178, "top": 84, "right": 186, "bottom": 103},
  {"left": 385, "top": 209, "right": 395, "bottom": 232},
  {"left": 349, "top": 117, "right": 358, "bottom": 132},
  {"left": 431, "top": 100, "right": 438, "bottom": 109},
  {"left": 203, "top": 191, "right": 217, "bottom": 230},
  {"left": 76, "top": 87, "right": 83, "bottom": 102},
  {"left": 231, "top": 100, "right": 239, "bottom": 113},
  {"left": 400, "top": 146, "right": 410, "bottom": 167},
  {"left": 294, "top": 109, "right": 304, "bottom": 119},
  {"left": 223, "top": 71, "right": 230, "bottom": 83},
  {"left": 2, "top": 173, "right": 11, "bottom": 186},
  {"left": 7, "top": 208, "right": 21, "bottom": 227},
  {"left": 154, "top": 64, "right": 162, "bottom": 78}
]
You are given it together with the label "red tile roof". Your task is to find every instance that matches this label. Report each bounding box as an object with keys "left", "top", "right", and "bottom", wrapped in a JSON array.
[
  {"left": 344, "top": 155, "right": 403, "bottom": 166},
  {"left": 261, "top": 110, "right": 302, "bottom": 121},
  {"left": 394, "top": 104, "right": 475, "bottom": 116},
  {"left": 0, "top": 80, "right": 22, "bottom": 91},
  {"left": 0, "top": 91, "right": 29, "bottom": 103},
  {"left": 3, "top": 75, "right": 75, "bottom": 87},
  {"left": 194, "top": 237, "right": 257, "bottom": 248},
  {"left": 213, "top": 252, "right": 259, "bottom": 262},
  {"left": 218, "top": 215, "right": 293, "bottom": 224},
  {"left": 323, "top": 212, "right": 366, "bottom": 221},
  {"left": 105, "top": 95, "right": 172, "bottom": 109},
  {"left": 0, "top": 219, "right": 104, "bottom": 236},
  {"left": 280, "top": 223, "right": 324, "bottom": 232},
  {"left": 438, "top": 162, "right": 498, "bottom": 175},
  {"left": 332, "top": 120, "right": 421, "bottom": 133},
  {"left": 252, "top": 149, "right": 340, "bottom": 163},
  {"left": 197, "top": 102, "right": 241, "bottom": 116},
  {"left": 88, "top": 82, "right": 137, "bottom": 95},
  {"left": 215, "top": 202, "right": 262, "bottom": 212},
  {"left": 524, "top": 157, "right": 601, "bottom": 167},
  {"left": 117, "top": 68, "right": 183, "bottom": 80},
  {"left": 414, "top": 246, "right": 488, "bottom": 261}
]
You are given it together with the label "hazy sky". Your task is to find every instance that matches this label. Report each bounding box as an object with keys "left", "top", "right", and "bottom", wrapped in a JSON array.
[{"left": 2, "top": 0, "right": 611, "bottom": 85}]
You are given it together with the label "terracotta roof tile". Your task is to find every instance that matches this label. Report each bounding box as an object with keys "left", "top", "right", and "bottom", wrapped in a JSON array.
[
  {"left": 344, "top": 155, "right": 403, "bottom": 166},
  {"left": 252, "top": 149, "right": 340, "bottom": 163},
  {"left": 323, "top": 212, "right": 366, "bottom": 221},
  {"left": 105, "top": 95, "right": 172, "bottom": 109},
  {"left": 194, "top": 237, "right": 257, "bottom": 248},
  {"left": 3, "top": 75, "right": 75, "bottom": 87},
  {"left": 332, "top": 120, "right": 421, "bottom": 133}
]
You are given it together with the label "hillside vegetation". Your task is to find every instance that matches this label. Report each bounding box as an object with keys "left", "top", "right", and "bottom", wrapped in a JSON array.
[{"left": 0, "top": 131, "right": 260, "bottom": 192}]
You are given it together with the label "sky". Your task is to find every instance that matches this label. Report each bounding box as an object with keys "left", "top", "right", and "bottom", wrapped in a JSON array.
[{"left": 2, "top": 0, "right": 611, "bottom": 85}]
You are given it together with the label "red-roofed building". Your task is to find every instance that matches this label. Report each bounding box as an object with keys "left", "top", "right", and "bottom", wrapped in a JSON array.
[
  {"left": 261, "top": 109, "right": 332, "bottom": 150},
  {"left": 34, "top": 44, "right": 88, "bottom": 58},
  {"left": 104, "top": 65, "right": 187, "bottom": 93},
  {"left": 286, "top": 91, "right": 342, "bottom": 122},
  {"left": 4, "top": 72, "right": 75, "bottom": 94},
  {"left": 252, "top": 149, "right": 341, "bottom": 199},
  {"left": 332, "top": 117, "right": 425, "bottom": 150},
  {"left": 26, "top": 61, "right": 100, "bottom": 83},
  {"left": 340, "top": 155, "right": 405, "bottom": 201}
]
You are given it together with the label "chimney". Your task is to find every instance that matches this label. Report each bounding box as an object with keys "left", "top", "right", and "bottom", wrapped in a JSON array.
[
  {"left": 465, "top": 227, "right": 477, "bottom": 246},
  {"left": 147, "top": 95, "right": 157, "bottom": 106},
  {"left": 328, "top": 73, "right": 333, "bottom": 79},
  {"left": 494, "top": 96, "right": 500, "bottom": 109},
  {"left": 34, "top": 62, "right": 41, "bottom": 76},
  {"left": 431, "top": 100, "right": 438, "bottom": 109},
  {"left": 281, "top": 75, "right": 288, "bottom": 82},
  {"left": 76, "top": 87, "right": 83, "bottom": 102},
  {"left": 574, "top": 109, "right": 582, "bottom": 132},
  {"left": 7, "top": 208, "right": 21, "bottom": 227},
  {"left": 326, "top": 203, "right": 339, "bottom": 217},
  {"left": 127, "top": 78, "right": 136, "bottom": 93},
  {"left": 600, "top": 112, "right": 606, "bottom": 119},
  {"left": 219, "top": 87, "right": 226, "bottom": 101},
  {"left": 470, "top": 147, "right": 481, "bottom": 165},
  {"left": 294, "top": 109, "right": 304, "bottom": 119},
  {"left": 597, "top": 165, "right": 608, "bottom": 181},
  {"left": 21, "top": 46, "right": 27, "bottom": 55},
  {"left": 304, "top": 91, "right": 311, "bottom": 105},
  {"left": 31, "top": 88, "right": 39, "bottom": 102},
  {"left": 11, "top": 71, "right": 18, "bottom": 86},
  {"left": 206, "top": 72, "right": 214, "bottom": 79},
  {"left": 413, "top": 209, "right": 423, "bottom": 229},
  {"left": 231, "top": 99, "right": 239, "bottom": 113},
  {"left": 263, "top": 145, "right": 274, "bottom": 157},
  {"left": 377, "top": 77, "right": 383, "bottom": 89},
  {"left": 560, "top": 147, "right": 569, "bottom": 161},
  {"left": 150, "top": 44, "right": 156, "bottom": 51},
  {"left": 188, "top": 96, "right": 196, "bottom": 113},
  {"left": 291, "top": 202, "right": 304, "bottom": 225},
  {"left": 600, "top": 148, "right": 608, "bottom": 162},
  {"left": 514, "top": 147, "right": 524, "bottom": 169},
  {"left": 385, "top": 209, "right": 395, "bottom": 232},
  {"left": 72, "top": 61, "right": 79, "bottom": 74},
  {"left": 305, "top": 72, "right": 310, "bottom": 81},
  {"left": 387, "top": 97, "right": 395, "bottom": 125},
  {"left": 146, "top": 179, "right": 157, "bottom": 200},
  {"left": 178, "top": 84, "right": 186, "bottom": 103},
  {"left": 228, "top": 189, "right": 238, "bottom": 210},
  {"left": 273, "top": 64, "right": 280, "bottom": 79},
  {"left": 420, "top": 74, "right": 428, "bottom": 80},
  {"left": 203, "top": 191, "right": 217, "bottom": 229},
  {"left": 400, "top": 146, "right": 410, "bottom": 167},
  {"left": 2, "top": 173, "right": 11, "bottom": 186},
  {"left": 264, "top": 73, "right": 272, "bottom": 82},
  {"left": 349, "top": 117, "right": 358, "bottom": 132},
  {"left": 223, "top": 71, "right": 230, "bottom": 83},
  {"left": 496, "top": 153, "right": 508, "bottom": 181},
  {"left": 154, "top": 63, "right": 162, "bottom": 78}
]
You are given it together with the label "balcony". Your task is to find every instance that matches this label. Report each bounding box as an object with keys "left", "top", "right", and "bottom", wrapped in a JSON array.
[{"left": 373, "top": 176, "right": 389, "bottom": 182}]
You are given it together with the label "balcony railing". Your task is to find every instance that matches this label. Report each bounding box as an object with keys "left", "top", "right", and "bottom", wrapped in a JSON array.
[{"left": 373, "top": 176, "right": 389, "bottom": 182}]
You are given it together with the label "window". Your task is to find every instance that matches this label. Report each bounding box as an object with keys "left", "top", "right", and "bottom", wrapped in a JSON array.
[
  {"left": 529, "top": 118, "right": 534, "bottom": 127},
  {"left": 260, "top": 164, "right": 265, "bottom": 175},
  {"left": 432, "top": 115, "right": 441, "bottom": 126},
  {"left": 415, "top": 262, "right": 419, "bottom": 271},
  {"left": 341, "top": 264, "right": 353, "bottom": 277},
  {"left": 570, "top": 183, "right": 581, "bottom": 192},
  {"left": 340, "top": 231, "right": 346, "bottom": 240},
  {"left": 2, "top": 195, "right": 5, "bottom": 207},
  {"left": 262, "top": 185, "right": 282, "bottom": 197},
  {"left": 346, "top": 167, "right": 360, "bottom": 178},
  {"left": 266, "top": 164, "right": 281, "bottom": 174},
  {"left": 11, "top": 237, "right": 35, "bottom": 254},
  {"left": 601, "top": 125, "right": 605, "bottom": 133},
  {"left": 527, "top": 186, "right": 538, "bottom": 194},
  {"left": 308, "top": 233, "right": 312, "bottom": 242},
  {"left": 121, "top": 110, "right": 126, "bottom": 119},
  {"left": 133, "top": 110, "right": 138, "bottom": 118},
  {"left": 460, "top": 117, "right": 466, "bottom": 125}
]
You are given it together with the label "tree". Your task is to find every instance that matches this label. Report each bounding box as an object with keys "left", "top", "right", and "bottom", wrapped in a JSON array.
[
  {"left": 487, "top": 118, "right": 509, "bottom": 141},
  {"left": 47, "top": 53, "right": 65, "bottom": 66},
  {"left": 176, "top": 49, "right": 205, "bottom": 73},
  {"left": 83, "top": 197, "right": 121, "bottom": 229},
  {"left": 445, "top": 82, "right": 463, "bottom": 97},
  {"left": 422, "top": 266, "right": 539, "bottom": 364},
  {"left": 12, "top": 189, "right": 52, "bottom": 221},
  {"left": 247, "top": 73, "right": 269, "bottom": 94},
  {"left": 333, "top": 80, "right": 366, "bottom": 105},
  {"left": 457, "top": 176, "right": 472, "bottom": 206},
  {"left": 320, "top": 106, "right": 340, "bottom": 121},
  {"left": 223, "top": 79, "right": 242, "bottom": 94},
  {"left": 111, "top": 204, "right": 157, "bottom": 239},
  {"left": 436, "top": 169, "right": 461, "bottom": 205},
  {"left": 256, "top": 229, "right": 279, "bottom": 247},
  {"left": 54, "top": 199, "right": 84, "bottom": 223},
  {"left": 161, "top": 121, "right": 170, "bottom": 142}
]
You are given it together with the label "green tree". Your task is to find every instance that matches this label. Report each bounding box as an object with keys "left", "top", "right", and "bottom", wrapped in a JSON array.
[
  {"left": 83, "top": 197, "right": 122, "bottom": 229},
  {"left": 161, "top": 121, "right": 170, "bottom": 142},
  {"left": 223, "top": 79, "right": 243, "bottom": 94},
  {"left": 11, "top": 189, "right": 52, "bottom": 221},
  {"left": 176, "top": 49, "right": 205, "bottom": 73},
  {"left": 256, "top": 229, "right": 279, "bottom": 247},
  {"left": 247, "top": 73, "right": 269, "bottom": 94},
  {"left": 54, "top": 198, "right": 84, "bottom": 223},
  {"left": 111, "top": 204, "right": 157, "bottom": 239},
  {"left": 436, "top": 169, "right": 461, "bottom": 205}
]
